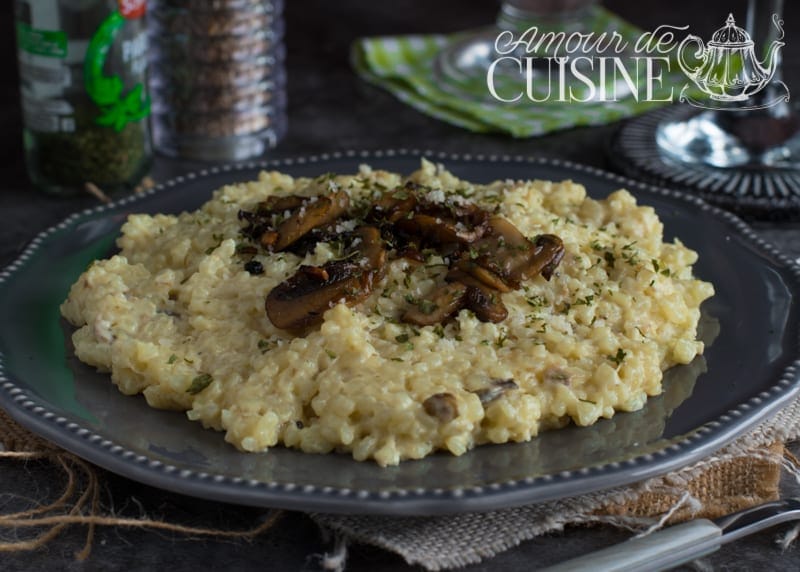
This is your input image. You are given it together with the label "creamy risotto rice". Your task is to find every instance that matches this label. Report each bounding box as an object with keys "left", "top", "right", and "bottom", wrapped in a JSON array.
[{"left": 61, "top": 161, "right": 714, "bottom": 466}]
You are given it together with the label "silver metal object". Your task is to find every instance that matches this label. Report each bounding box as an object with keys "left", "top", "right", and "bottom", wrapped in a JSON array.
[
  {"left": 148, "top": 0, "right": 287, "bottom": 161},
  {"left": 540, "top": 498, "right": 800, "bottom": 572}
]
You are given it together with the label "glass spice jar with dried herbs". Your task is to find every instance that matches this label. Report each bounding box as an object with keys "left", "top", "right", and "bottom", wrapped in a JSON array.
[{"left": 15, "top": 0, "right": 152, "bottom": 195}]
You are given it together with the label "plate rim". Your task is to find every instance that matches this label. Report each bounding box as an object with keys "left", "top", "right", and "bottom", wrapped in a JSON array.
[{"left": 2, "top": 148, "right": 800, "bottom": 515}]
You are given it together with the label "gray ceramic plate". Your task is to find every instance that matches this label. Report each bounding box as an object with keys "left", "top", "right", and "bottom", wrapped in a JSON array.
[{"left": 1, "top": 150, "right": 799, "bottom": 516}]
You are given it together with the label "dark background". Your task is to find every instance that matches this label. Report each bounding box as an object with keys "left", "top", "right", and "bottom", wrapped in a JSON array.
[{"left": 2, "top": 1, "right": 800, "bottom": 570}]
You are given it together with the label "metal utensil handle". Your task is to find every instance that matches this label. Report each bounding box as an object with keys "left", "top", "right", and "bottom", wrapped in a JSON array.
[{"left": 539, "top": 519, "right": 722, "bottom": 572}]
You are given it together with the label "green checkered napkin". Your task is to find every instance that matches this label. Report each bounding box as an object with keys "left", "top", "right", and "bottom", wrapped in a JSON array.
[{"left": 352, "top": 8, "right": 686, "bottom": 137}]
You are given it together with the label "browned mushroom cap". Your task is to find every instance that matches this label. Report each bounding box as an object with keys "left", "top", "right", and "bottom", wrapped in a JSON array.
[
  {"left": 467, "top": 216, "right": 536, "bottom": 288},
  {"left": 446, "top": 269, "right": 508, "bottom": 323},
  {"left": 422, "top": 393, "right": 459, "bottom": 423},
  {"left": 465, "top": 285, "right": 508, "bottom": 323},
  {"left": 268, "top": 190, "right": 350, "bottom": 252},
  {"left": 528, "top": 234, "right": 565, "bottom": 280},
  {"left": 256, "top": 195, "right": 305, "bottom": 215},
  {"left": 266, "top": 225, "right": 387, "bottom": 332},
  {"left": 394, "top": 213, "right": 485, "bottom": 247},
  {"left": 473, "top": 379, "right": 518, "bottom": 405},
  {"left": 354, "top": 226, "right": 387, "bottom": 285},
  {"left": 260, "top": 230, "right": 279, "bottom": 249},
  {"left": 366, "top": 185, "right": 419, "bottom": 224},
  {"left": 402, "top": 282, "right": 467, "bottom": 326},
  {"left": 465, "top": 218, "right": 564, "bottom": 287},
  {"left": 266, "top": 260, "right": 367, "bottom": 331},
  {"left": 451, "top": 260, "right": 512, "bottom": 293}
]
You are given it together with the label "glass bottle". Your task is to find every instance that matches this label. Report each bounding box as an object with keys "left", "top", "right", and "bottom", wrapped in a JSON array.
[
  {"left": 148, "top": 0, "right": 287, "bottom": 161},
  {"left": 15, "top": 0, "right": 152, "bottom": 195}
]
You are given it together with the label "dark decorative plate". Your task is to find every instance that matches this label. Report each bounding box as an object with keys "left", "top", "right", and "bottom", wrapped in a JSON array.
[{"left": 1, "top": 150, "right": 799, "bottom": 515}]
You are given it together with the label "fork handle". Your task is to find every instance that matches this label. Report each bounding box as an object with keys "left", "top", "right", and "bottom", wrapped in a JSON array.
[{"left": 539, "top": 519, "right": 722, "bottom": 572}]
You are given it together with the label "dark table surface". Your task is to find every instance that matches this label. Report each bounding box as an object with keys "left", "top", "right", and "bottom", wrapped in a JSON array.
[{"left": 2, "top": 1, "right": 800, "bottom": 570}]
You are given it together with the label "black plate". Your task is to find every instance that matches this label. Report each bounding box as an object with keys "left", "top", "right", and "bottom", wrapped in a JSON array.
[{"left": 1, "top": 150, "right": 799, "bottom": 515}]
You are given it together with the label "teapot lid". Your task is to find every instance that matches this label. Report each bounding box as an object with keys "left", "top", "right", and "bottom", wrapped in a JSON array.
[{"left": 710, "top": 14, "right": 751, "bottom": 45}]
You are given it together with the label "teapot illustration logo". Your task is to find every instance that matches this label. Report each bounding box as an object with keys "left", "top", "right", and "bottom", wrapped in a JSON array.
[{"left": 677, "top": 13, "right": 789, "bottom": 110}]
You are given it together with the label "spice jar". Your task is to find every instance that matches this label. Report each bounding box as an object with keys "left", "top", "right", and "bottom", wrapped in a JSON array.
[
  {"left": 14, "top": 0, "right": 153, "bottom": 196},
  {"left": 148, "top": 0, "right": 288, "bottom": 161}
]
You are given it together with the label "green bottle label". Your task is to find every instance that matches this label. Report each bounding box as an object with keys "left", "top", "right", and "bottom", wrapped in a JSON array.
[
  {"left": 84, "top": 11, "right": 150, "bottom": 132},
  {"left": 16, "top": 22, "right": 67, "bottom": 58}
]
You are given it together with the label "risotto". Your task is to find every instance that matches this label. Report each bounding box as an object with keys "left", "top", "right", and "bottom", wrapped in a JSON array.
[{"left": 60, "top": 160, "right": 714, "bottom": 466}]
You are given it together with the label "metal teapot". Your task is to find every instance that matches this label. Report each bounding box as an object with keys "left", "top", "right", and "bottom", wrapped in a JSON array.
[{"left": 677, "top": 13, "right": 784, "bottom": 102}]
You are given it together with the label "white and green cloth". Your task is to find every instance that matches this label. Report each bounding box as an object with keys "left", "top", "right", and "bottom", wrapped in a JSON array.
[{"left": 352, "top": 8, "right": 687, "bottom": 137}]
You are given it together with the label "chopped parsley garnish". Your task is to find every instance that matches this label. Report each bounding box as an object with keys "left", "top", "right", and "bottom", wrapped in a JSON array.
[
  {"left": 495, "top": 331, "right": 509, "bottom": 348},
  {"left": 608, "top": 348, "right": 627, "bottom": 366},
  {"left": 526, "top": 295, "right": 548, "bottom": 308},
  {"left": 187, "top": 374, "right": 213, "bottom": 395},
  {"left": 418, "top": 300, "right": 438, "bottom": 315},
  {"left": 167, "top": 354, "right": 178, "bottom": 364}
]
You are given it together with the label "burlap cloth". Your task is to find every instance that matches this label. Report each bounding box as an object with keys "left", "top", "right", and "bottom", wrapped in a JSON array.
[{"left": 2, "top": 400, "right": 799, "bottom": 570}]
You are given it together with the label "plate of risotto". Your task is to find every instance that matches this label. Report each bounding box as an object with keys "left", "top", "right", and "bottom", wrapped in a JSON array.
[{"left": 1, "top": 150, "right": 799, "bottom": 515}]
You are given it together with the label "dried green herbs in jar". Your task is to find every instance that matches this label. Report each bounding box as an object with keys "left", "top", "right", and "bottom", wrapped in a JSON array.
[{"left": 15, "top": 0, "right": 152, "bottom": 195}]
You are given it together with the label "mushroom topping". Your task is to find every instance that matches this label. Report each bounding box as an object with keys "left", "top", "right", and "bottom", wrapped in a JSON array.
[
  {"left": 445, "top": 269, "right": 508, "bottom": 323},
  {"left": 403, "top": 268, "right": 509, "bottom": 326},
  {"left": 256, "top": 195, "right": 305, "bottom": 214},
  {"left": 394, "top": 213, "right": 488, "bottom": 249},
  {"left": 472, "top": 379, "right": 519, "bottom": 405},
  {"left": 366, "top": 183, "right": 419, "bottom": 224},
  {"left": 459, "top": 218, "right": 564, "bottom": 289},
  {"left": 463, "top": 217, "right": 538, "bottom": 288},
  {"left": 422, "top": 393, "right": 459, "bottom": 423},
  {"left": 265, "top": 260, "right": 367, "bottom": 332},
  {"left": 282, "top": 227, "right": 339, "bottom": 256},
  {"left": 356, "top": 226, "right": 387, "bottom": 283},
  {"left": 240, "top": 179, "right": 565, "bottom": 332},
  {"left": 270, "top": 191, "right": 350, "bottom": 252},
  {"left": 464, "top": 283, "right": 509, "bottom": 323},
  {"left": 451, "top": 260, "right": 512, "bottom": 293},
  {"left": 403, "top": 282, "right": 467, "bottom": 327},
  {"left": 265, "top": 225, "right": 386, "bottom": 332},
  {"left": 529, "top": 234, "right": 566, "bottom": 280}
]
